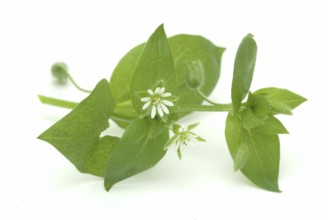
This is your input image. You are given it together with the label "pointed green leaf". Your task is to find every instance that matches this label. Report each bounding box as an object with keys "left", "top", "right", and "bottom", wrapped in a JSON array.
[
  {"left": 253, "top": 115, "right": 289, "bottom": 134},
  {"left": 104, "top": 118, "right": 169, "bottom": 191},
  {"left": 231, "top": 34, "right": 257, "bottom": 113},
  {"left": 241, "top": 131, "right": 281, "bottom": 192},
  {"left": 241, "top": 108, "right": 264, "bottom": 129},
  {"left": 109, "top": 34, "right": 224, "bottom": 126},
  {"left": 225, "top": 114, "right": 281, "bottom": 192},
  {"left": 130, "top": 24, "right": 178, "bottom": 115},
  {"left": 38, "top": 79, "right": 118, "bottom": 177},
  {"left": 254, "top": 87, "right": 307, "bottom": 115}
]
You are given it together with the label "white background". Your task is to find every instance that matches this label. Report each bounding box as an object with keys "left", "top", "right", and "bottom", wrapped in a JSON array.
[{"left": 1, "top": 0, "right": 327, "bottom": 219}]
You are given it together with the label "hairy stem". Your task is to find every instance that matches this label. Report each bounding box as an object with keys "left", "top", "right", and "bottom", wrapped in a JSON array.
[
  {"left": 38, "top": 95, "right": 78, "bottom": 109},
  {"left": 176, "top": 104, "right": 233, "bottom": 112}
]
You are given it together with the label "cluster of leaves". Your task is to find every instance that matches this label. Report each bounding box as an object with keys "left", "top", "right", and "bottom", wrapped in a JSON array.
[
  {"left": 225, "top": 34, "right": 306, "bottom": 192},
  {"left": 38, "top": 25, "right": 306, "bottom": 192}
]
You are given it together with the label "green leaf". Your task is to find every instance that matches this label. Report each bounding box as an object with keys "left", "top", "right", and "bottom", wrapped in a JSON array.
[
  {"left": 104, "top": 118, "right": 169, "bottom": 191},
  {"left": 38, "top": 79, "right": 118, "bottom": 177},
  {"left": 253, "top": 115, "right": 289, "bottom": 134},
  {"left": 254, "top": 87, "right": 307, "bottom": 115},
  {"left": 130, "top": 24, "right": 178, "bottom": 115},
  {"left": 241, "top": 131, "right": 281, "bottom": 192},
  {"left": 241, "top": 108, "right": 264, "bottom": 129},
  {"left": 109, "top": 34, "right": 224, "bottom": 126},
  {"left": 170, "top": 35, "right": 224, "bottom": 109},
  {"left": 247, "top": 92, "right": 271, "bottom": 117},
  {"left": 81, "top": 136, "right": 120, "bottom": 176},
  {"left": 231, "top": 34, "right": 257, "bottom": 113},
  {"left": 225, "top": 114, "right": 281, "bottom": 192}
]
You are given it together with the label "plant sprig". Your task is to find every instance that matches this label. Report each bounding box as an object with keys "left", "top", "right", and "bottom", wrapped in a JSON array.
[{"left": 38, "top": 24, "right": 306, "bottom": 192}]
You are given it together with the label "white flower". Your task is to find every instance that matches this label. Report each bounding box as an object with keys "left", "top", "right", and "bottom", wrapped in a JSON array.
[
  {"left": 141, "top": 87, "right": 174, "bottom": 118},
  {"left": 164, "top": 123, "right": 206, "bottom": 160}
]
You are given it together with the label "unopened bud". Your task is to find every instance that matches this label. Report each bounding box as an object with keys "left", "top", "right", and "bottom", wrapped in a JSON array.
[
  {"left": 186, "top": 60, "right": 204, "bottom": 89},
  {"left": 51, "top": 62, "right": 69, "bottom": 84}
]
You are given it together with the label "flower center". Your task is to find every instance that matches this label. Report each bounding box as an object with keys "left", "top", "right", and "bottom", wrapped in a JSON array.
[{"left": 152, "top": 96, "right": 161, "bottom": 105}]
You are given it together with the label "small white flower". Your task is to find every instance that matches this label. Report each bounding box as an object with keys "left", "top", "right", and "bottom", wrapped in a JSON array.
[
  {"left": 164, "top": 123, "right": 206, "bottom": 160},
  {"left": 141, "top": 87, "right": 175, "bottom": 119}
]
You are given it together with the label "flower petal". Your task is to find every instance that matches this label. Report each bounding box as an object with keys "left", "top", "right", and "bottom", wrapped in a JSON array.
[
  {"left": 148, "top": 89, "right": 154, "bottom": 95},
  {"left": 161, "top": 100, "right": 174, "bottom": 107},
  {"left": 154, "top": 87, "right": 160, "bottom": 95},
  {"left": 158, "top": 87, "right": 165, "bottom": 95},
  {"left": 141, "top": 97, "right": 151, "bottom": 102},
  {"left": 161, "top": 92, "right": 171, "bottom": 97},
  {"left": 157, "top": 104, "right": 164, "bottom": 117},
  {"left": 151, "top": 105, "right": 156, "bottom": 118},
  {"left": 160, "top": 103, "right": 169, "bottom": 114},
  {"left": 142, "top": 101, "right": 151, "bottom": 110}
]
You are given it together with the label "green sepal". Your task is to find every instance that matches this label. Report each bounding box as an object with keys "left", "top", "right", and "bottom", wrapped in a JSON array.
[
  {"left": 187, "top": 122, "right": 200, "bottom": 131},
  {"left": 164, "top": 134, "right": 179, "bottom": 150},
  {"left": 173, "top": 124, "right": 181, "bottom": 134}
]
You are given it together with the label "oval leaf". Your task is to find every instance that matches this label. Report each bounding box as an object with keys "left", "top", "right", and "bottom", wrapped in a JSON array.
[{"left": 104, "top": 118, "right": 169, "bottom": 191}]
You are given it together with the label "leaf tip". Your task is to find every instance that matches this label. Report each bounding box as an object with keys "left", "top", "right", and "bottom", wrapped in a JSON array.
[
  {"left": 246, "top": 33, "right": 254, "bottom": 38},
  {"left": 104, "top": 181, "right": 113, "bottom": 192},
  {"left": 156, "top": 23, "right": 165, "bottom": 33}
]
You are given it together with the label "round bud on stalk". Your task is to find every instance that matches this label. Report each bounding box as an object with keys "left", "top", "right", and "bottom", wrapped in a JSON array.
[
  {"left": 51, "top": 62, "right": 69, "bottom": 84},
  {"left": 185, "top": 60, "right": 204, "bottom": 89}
]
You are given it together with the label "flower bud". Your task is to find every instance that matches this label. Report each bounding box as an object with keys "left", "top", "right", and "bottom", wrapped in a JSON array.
[
  {"left": 51, "top": 62, "right": 69, "bottom": 84},
  {"left": 185, "top": 60, "right": 204, "bottom": 89}
]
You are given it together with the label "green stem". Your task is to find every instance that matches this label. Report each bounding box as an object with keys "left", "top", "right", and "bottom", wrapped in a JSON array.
[
  {"left": 196, "top": 89, "right": 222, "bottom": 106},
  {"left": 67, "top": 75, "right": 92, "bottom": 93},
  {"left": 38, "top": 95, "right": 78, "bottom": 109},
  {"left": 38, "top": 95, "right": 134, "bottom": 124},
  {"left": 176, "top": 104, "right": 233, "bottom": 113},
  {"left": 110, "top": 115, "right": 134, "bottom": 124}
]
